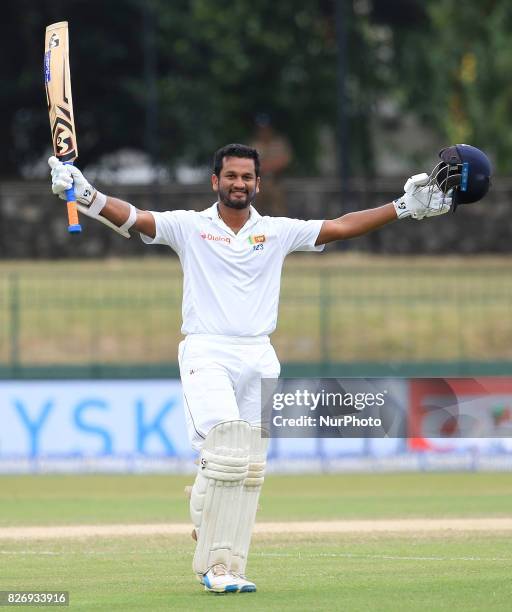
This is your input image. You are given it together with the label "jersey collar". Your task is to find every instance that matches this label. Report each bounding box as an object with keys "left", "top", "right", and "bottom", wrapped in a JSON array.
[{"left": 200, "top": 202, "right": 262, "bottom": 233}]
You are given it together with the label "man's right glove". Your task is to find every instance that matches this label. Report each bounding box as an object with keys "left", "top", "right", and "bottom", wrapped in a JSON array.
[
  {"left": 393, "top": 173, "right": 452, "bottom": 220},
  {"left": 48, "top": 157, "right": 132, "bottom": 238},
  {"left": 49, "top": 156, "right": 104, "bottom": 209}
]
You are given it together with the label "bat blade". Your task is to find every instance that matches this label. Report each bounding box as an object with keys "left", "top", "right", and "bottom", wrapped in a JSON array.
[{"left": 44, "top": 21, "right": 82, "bottom": 233}]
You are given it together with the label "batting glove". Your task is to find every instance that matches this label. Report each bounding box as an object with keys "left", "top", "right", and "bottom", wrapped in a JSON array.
[
  {"left": 393, "top": 173, "right": 452, "bottom": 220},
  {"left": 48, "top": 156, "right": 105, "bottom": 210},
  {"left": 48, "top": 156, "right": 135, "bottom": 238}
]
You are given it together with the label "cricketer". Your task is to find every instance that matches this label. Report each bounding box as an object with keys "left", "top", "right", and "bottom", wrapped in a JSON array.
[{"left": 48, "top": 142, "right": 490, "bottom": 594}]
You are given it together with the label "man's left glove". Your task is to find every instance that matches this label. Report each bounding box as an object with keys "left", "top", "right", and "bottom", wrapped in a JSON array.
[{"left": 393, "top": 173, "right": 452, "bottom": 220}]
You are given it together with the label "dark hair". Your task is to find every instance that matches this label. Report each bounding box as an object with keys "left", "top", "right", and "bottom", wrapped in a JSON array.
[{"left": 213, "top": 143, "right": 260, "bottom": 177}]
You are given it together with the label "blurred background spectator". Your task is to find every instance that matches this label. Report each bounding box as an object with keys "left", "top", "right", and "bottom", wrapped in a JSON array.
[{"left": 250, "top": 113, "right": 293, "bottom": 216}]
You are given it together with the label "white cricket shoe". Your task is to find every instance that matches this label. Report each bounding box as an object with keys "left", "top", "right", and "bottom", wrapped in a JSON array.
[
  {"left": 201, "top": 564, "right": 239, "bottom": 594},
  {"left": 231, "top": 573, "right": 257, "bottom": 593}
]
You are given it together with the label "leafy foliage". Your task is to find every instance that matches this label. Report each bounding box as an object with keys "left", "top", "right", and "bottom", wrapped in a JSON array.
[
  {"left": 2, "top": 0, "right": 510, "bottom": 177},
  {"left": 392, "top": 0, "right": 512, "bottom": 172}
]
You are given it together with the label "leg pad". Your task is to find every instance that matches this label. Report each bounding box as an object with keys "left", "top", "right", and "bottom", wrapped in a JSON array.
[
  {"left": 190, "top": 420, "right": 251, "bottom": 575},
  {"left": 230, "top": 426, "right": 269, "bottom": 575}
]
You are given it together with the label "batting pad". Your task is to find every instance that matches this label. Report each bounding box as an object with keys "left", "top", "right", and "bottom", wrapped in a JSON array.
[
  {"left": 230, "top": 426, "right": 269, "bottom": 575},
  {"left": 190, "top": 420, "right": 251, "bottom": 575}
]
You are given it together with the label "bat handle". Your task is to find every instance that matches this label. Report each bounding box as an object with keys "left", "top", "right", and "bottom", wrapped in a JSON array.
[{"left": 63, "top": 161, "right": 82, "bottom": 234}]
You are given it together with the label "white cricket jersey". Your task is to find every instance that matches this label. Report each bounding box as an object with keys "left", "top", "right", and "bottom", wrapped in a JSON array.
[{"left": 140, "top": 203, "right": 324, "bottom": 336}]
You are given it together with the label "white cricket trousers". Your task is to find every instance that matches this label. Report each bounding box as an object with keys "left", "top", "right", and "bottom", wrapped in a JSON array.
[{"left": 178, "top": 334, "right": 280, "bottom": 451}]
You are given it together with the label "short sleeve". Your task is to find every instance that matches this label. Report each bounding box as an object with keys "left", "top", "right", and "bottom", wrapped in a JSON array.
[
  {"left": 273, "top": 218, "right": 325, "bottom": 255},
  {"left": 139, "top": 210, "right": 195, "bottom": 254}
]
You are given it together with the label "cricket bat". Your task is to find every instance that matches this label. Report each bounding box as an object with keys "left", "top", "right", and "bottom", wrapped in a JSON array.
[{"left": 44, "top": 21, "right": 82, "bottom": 233}]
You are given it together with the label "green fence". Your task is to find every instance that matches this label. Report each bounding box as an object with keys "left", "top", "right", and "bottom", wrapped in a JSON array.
[{"left": 1, "top": 257, "right": 511, "bottom": 378}]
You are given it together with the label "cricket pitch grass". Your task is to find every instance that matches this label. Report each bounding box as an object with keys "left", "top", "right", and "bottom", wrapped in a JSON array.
[{"left": 1, "top": 473, "right": 511, "bottom": 610}]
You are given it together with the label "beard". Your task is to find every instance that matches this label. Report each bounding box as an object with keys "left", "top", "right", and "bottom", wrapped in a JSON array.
[{"left": 218, "top": 185, "right": 257, "bottom": 209}]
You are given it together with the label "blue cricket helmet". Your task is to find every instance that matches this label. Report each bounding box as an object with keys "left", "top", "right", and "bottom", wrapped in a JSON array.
[{"left": 432, "top": 144, "right": 492, "bottom": 211}]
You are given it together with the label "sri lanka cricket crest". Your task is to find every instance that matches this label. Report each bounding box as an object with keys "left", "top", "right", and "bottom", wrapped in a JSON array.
[{"left": 247, "top": 234, "right": 266, "bottom": 245}]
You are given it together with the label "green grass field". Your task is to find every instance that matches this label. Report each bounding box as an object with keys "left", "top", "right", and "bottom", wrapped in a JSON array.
[
  {"left": 1, "top": 254, "right": 512, "bottom": 367},
  {"left": 1, "top": 473, "right": 511, "bottom": 610}
]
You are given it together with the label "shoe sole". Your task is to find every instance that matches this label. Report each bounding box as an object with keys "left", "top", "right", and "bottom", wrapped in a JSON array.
[{"left": 205, "top": 585, "right": 239, "bottom": 594}]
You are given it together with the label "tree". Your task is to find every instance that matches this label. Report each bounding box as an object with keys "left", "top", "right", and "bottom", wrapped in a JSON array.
[
  {"left": 1, "top": 0, "right": 339, "bottom": 177},
  {"left": 391, "top": 0, "right": 512, "bottom": 172},
  {"left": 2, "top": 0, "right": 148, "bottom": 177},
  {"left": 6, "top": 0, "right": 505, "bottom": 179}
]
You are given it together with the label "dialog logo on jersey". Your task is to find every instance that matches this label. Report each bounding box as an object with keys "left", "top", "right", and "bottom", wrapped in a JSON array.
[{"left": 200, "top": 232, "right": 231, "bottom": 244}]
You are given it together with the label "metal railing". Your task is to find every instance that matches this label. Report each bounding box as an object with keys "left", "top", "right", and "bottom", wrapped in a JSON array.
[{"left": 1, "top": 258, "right": 511, "bottom": 378}]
